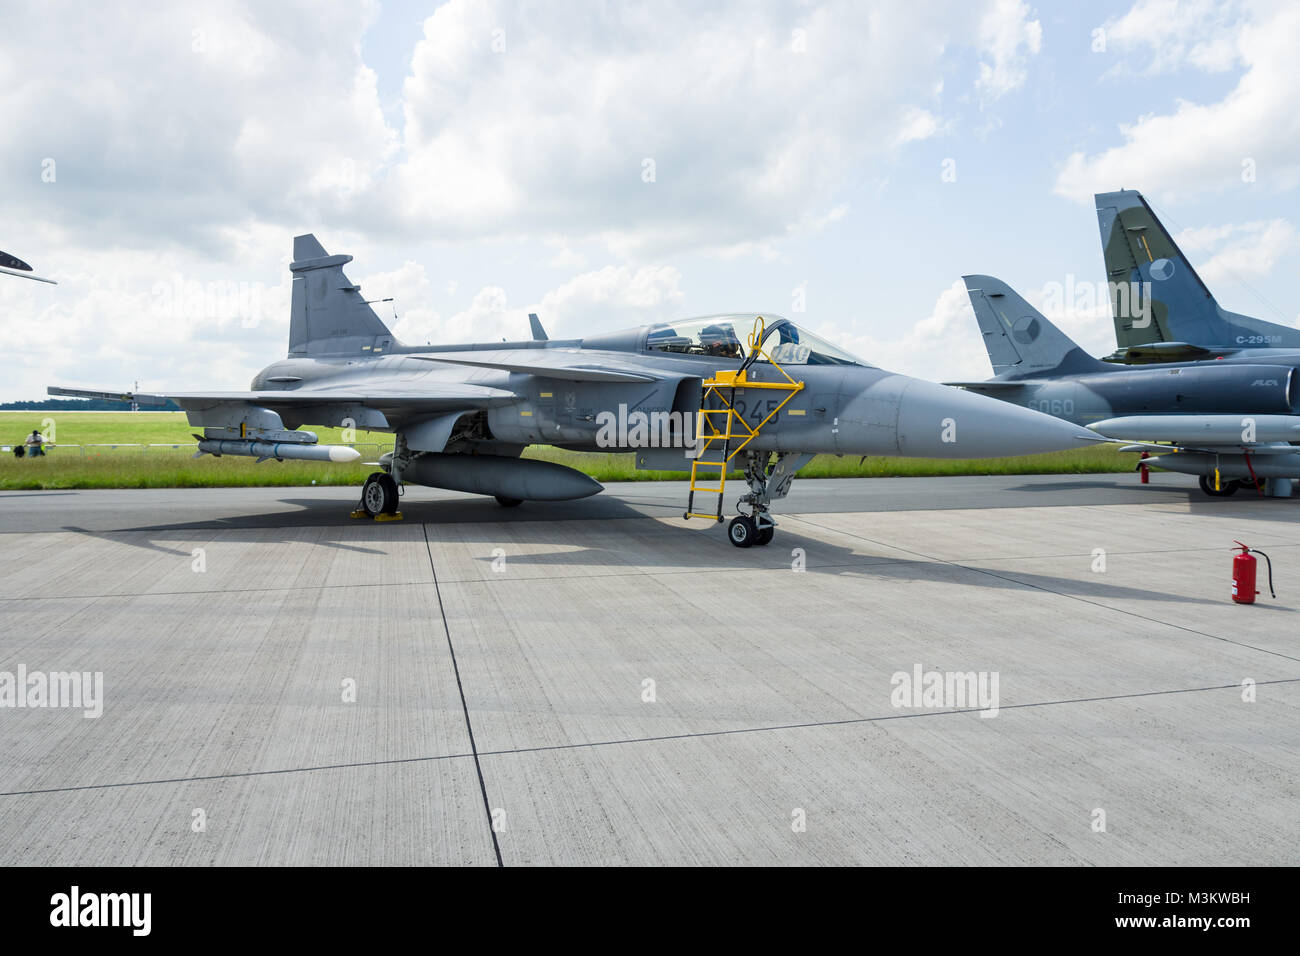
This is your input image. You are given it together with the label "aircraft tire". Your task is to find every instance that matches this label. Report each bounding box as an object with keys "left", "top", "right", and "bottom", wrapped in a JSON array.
[
  {"left": 1198, "top": 475, "right": 1238, "bottom": 497},
  {"left": 362, "top": 472, "right": 400, "bottom": 515},
  {"left": 754, "top": 525, "right": 775, "bottom": 546},
  {"left": 728, "top": 515, "right": 756, "bottom": 548}
]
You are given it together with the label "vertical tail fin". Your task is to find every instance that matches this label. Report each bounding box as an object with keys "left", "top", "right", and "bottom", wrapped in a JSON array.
[
  {"left": 288, "top": 234, "right": 396, "bottom": 356},
  {"left": 1095, "top": 189, "right": 1300, "bottom": 351},
  {"left": 962, "top": 275, "right": 1105, "bottom": 377},
  {"left": 1094, "top": 189, "right": 1218, "bottom": 348},
  {"left": 528, "top": 312, "right": 548, "bottom": 341}
]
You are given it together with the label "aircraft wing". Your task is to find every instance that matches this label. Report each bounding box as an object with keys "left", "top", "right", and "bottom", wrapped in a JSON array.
[
  {"left": 409, "top": 349, "right": 659, "bottom": 383},
  {"left": 48, "top": 382, "right": 519, "bottom": 414}
]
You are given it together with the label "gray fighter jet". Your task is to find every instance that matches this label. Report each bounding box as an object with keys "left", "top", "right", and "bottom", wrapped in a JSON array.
[
  {"left": 1096, "top": 189, "right": 1300, "bottom": 364},
  {"left": 955, "top": 275, "right": 1300, "bottom": 498},
  {"left": 50, "top": 235, "right": 1095, "bottom": 546}
]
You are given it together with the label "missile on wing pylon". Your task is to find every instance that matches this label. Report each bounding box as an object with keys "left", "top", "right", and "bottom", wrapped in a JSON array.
[
  {"left": 1089, "top": 415, "right": 1300, "bottom": 445},
  {"left": 196, "top": 439, "right": 361, "bottom": 463}
]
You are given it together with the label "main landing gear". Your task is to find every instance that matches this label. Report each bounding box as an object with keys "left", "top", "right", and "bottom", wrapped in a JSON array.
[
  {"left": 353, "top": 433, "right": 408, "bottom": 521},
  {"left": 1199, "top": 475, "right": 1267, "bottom": 497},
  {"left": 353, "top": 471, "right": 402, "bottom": 519}
]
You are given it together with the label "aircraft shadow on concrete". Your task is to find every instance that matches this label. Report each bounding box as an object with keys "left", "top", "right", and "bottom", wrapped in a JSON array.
[
  {"left": 58, "top": 493, "right": 1250, "bottom": 607},
  {"left": 1008, "top": 479, "right": 1300, "bottom": 517},
  {"left": 439, "top": 520, "right": 1225, "bottom": 607}
]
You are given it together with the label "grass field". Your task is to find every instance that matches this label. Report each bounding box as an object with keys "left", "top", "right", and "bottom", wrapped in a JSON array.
[{"left": 0, "top": 410, "right": 1133, "bottom": 490}]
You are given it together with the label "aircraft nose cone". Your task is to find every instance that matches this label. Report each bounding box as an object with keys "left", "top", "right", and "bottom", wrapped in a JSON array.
[{"left": 894, "top": 379, "right": 1097, "bottom": 458}]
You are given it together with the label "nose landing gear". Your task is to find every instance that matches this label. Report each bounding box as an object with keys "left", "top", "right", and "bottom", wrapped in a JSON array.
[{"left": 725, "top": 451, "right": 814, "bottom": 548}]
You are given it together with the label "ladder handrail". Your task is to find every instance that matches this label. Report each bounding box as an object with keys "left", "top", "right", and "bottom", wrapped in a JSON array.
[{"left": 686, "top": 320, "right": 805, "bottom": 522}]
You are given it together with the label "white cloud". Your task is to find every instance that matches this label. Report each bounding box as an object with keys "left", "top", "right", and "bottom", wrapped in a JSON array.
[
  {"left": 365, "top": 261, "right": 687, "bottom": 349},
  {"left": 819, "top": 280, "right": 992, "bottom": 382},
  {"left": 531, "top": 266, "right": 685, "bottom": 340},
  {"left": 358, "top": 261, "right": 439, "bottom": 344},
  {"left": 1174, "top": 218, "right": 1297, "bottom": 284},
  {"left": 547, "top": 248, "right": 588, "bottom": 270},
  {"left": 378, "top": 0, "right": 1028, "bottom": 254},
  {"left": 976, "top": 0, "right": 1043, "bottom": 100},
  {"left": 819, "top": 275, "right": 1117, "bottom": 384},
  {"left": 893, "top": 107, "right": 945, "bottom": 147},
  {"left": 1, "top": 230, "right": 293, "bottom": 400},
  {"left": 1056, "top": 1, "right": 1300, "bottom": 202},
  {"left": 0, "top": 1, "right": 395, "bottom": 253},
  {"left": 1105, "top": 0, "right": 1243, "bottom": 74}
]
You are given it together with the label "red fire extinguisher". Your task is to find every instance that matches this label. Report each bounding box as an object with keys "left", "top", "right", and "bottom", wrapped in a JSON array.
[{"left": 1231, "top": 541, "right": 1276, "bottom": 604}]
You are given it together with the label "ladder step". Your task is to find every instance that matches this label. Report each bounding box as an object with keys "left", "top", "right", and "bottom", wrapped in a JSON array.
[{"left": 690, "top": 486, "right": 723, "bottom": 493}]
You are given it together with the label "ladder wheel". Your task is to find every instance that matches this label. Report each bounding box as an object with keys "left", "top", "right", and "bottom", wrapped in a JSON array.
[{"left": 727, "top": 515, "right": 756, "bottom": 548}]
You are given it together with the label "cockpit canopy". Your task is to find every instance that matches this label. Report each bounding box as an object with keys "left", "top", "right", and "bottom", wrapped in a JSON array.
[{"left": 645, "top": 314, "right": 867, "bottom": 366}]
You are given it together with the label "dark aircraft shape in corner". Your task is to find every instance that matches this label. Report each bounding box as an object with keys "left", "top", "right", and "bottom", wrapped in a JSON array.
[
  {"left": 953, "top": 275, "right": 1300, "bottom": 499},
  {"left": 1096, "top": 189, "right": 1299, "bottom": 364},
  {"left": 0, "top": 248, "right": 56, "bottom": 284},
  {"left": 51, "top": 235, "right": 1095, "bottom": 547}
]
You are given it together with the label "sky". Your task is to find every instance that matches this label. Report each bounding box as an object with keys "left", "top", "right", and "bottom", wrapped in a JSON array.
[{"left": 1, "top": 0, "right": 1297, "bottom": 401}]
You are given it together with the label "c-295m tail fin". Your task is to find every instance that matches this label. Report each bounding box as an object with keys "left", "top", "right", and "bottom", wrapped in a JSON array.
[{"left": 1094, "top": 189, "right": 1300, "bottom": 353}]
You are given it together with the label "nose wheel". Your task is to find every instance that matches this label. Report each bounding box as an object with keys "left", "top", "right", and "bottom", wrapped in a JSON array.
[{"left": 727, "top": 513, "right": 775, "bottom": 548}]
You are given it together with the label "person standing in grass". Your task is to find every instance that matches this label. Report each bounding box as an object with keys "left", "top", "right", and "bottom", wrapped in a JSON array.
[{"left": 24, "top": 428, "right": 46, "bottom": 457}]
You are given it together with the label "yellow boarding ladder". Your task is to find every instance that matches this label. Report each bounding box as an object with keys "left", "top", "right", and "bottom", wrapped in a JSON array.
[{"left": 685, "top": 317, "right": 804, "bottom": 522}]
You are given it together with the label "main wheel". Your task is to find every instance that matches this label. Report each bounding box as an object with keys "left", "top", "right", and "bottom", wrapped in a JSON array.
[
  {"left": 362, "top": 472, "right": 400, "bottom": 515},
  {"left": 1199, "top": 474, "right": 1238, "bottom": 497},
  {"left": 1233, "top": 477, "right": 1264, "bottom": 494},
  {"left": 495, "top": 496, "right": 524, "bottom": 508},
  {"left": 727, "top": 515, "right": 756, "bottom": 548},
  {"left": 754, "top": 524, "right": 775, "bottom": 546}
]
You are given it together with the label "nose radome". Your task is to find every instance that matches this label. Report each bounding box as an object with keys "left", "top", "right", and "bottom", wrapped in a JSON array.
[{"left": 893, "top": 378, "right": 1098, "bottom": 458}]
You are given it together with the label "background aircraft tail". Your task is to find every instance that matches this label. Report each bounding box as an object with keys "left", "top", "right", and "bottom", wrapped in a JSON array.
[
  {"left": 962, "top": 275, "right": 1105, "bottom": 378},
  {"left": 288, "top": 234, "right": 396, "bottom": 356},
  {"left": 1094, "top": 189, "right": 1300, "bottom": 351}
]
